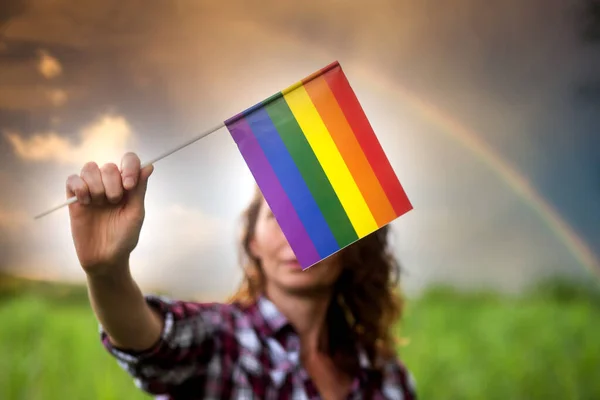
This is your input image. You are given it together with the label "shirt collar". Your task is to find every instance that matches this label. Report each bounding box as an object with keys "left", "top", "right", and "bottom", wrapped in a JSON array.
[
  {"left": 254, "top": 295, "right": 378, "bottom": 371},
  {"left": 255, "top": 295, "right": 292, "bottom": 335}
]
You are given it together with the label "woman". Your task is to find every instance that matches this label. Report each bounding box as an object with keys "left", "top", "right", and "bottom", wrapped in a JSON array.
[{"left": 66, "top": 152, "right": 417, "bottom": 399}]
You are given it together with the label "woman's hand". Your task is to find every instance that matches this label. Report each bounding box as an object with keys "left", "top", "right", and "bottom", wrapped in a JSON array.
[{"left": 66, "top": 152, "right": 153, "bottom": 277}]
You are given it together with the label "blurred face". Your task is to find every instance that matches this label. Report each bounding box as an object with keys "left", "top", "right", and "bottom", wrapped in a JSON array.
[{"left": 249, "top": 197, "right": 344, "bottom": 296}]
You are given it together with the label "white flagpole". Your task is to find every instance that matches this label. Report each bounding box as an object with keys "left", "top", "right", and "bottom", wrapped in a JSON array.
[{"left": 33, "top": 122, "right": 226, "bottom": 220}]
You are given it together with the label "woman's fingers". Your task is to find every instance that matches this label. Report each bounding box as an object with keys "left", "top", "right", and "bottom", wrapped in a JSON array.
[
  {"left": 81, "top": 162, "right": 106, "bottom": 205},
  {"left": 101, "top": 163, "right": 124, "bottom": 204},
  {"left": 66, "top": 174, "right": 91, "bottom": 205},
  {"left": 120, "top": 152, "right": 141, "bottom": 190},
  {"left": 68, "top": 153, "right": 144, "bottom": 206}
]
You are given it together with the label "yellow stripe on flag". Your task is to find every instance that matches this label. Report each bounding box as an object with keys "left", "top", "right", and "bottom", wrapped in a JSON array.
[{"left": 283, "top": 85, "right": 378, "bottom": 237}]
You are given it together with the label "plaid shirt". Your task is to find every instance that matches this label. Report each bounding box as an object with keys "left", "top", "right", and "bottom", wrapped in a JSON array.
[{"left": 100, "top": 295, "right": 417, "bottom": 400}]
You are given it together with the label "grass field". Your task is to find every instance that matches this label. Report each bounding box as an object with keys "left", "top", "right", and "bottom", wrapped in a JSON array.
[{"left": 1, "top": 277, "right": 599, "bottom": 399}]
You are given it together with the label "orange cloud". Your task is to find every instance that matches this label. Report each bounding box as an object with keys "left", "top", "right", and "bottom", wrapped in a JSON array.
[
  {"left": 0, "top": 209, "right": 30, "bottom": 231},
  {"left": 4, "top": 115, "right": 134, "bottom": 166},
  {"left": 46, "top": 88, "right": 68, "bottom": 106},
  {"left": 37, "top": 50, "right": 63, "bottom": 79}
]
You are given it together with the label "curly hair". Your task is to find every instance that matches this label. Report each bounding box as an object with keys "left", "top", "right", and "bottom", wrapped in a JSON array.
[{"left": 228, "top": 187, "right": 405, "bottom": 374}]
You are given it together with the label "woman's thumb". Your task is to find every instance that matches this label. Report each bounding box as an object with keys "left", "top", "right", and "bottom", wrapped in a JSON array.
[{"left": 128, "top": 164, "right": 154, "bottom": 207}]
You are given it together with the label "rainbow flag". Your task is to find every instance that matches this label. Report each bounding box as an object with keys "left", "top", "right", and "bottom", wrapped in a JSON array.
[{"left": 225, "top": 61, "right": 412, "bottom": 269}]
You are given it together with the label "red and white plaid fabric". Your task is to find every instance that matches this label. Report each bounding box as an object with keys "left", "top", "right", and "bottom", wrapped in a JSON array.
[{"left": 101, "top": 295, "right": 417, "bottom": 399}]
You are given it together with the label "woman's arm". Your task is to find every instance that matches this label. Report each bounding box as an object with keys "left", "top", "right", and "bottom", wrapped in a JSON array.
[
  {"left": 65, "top": 152, "right": 231, "bottom": 395},
  {"left": 65, "top": 152, "right": 163, "bottom": 350},
  {"left": 86, "top": 260, "right": 163, "bottom": 351}
]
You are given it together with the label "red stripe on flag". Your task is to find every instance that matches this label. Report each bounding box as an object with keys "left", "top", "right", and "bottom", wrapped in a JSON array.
[{"left": 323, "top": 66, "right": 413, "bottom": 217}]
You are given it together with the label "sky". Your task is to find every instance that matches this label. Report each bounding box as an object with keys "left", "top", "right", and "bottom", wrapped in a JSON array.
[{"left": 0, "top": 0, "right": 598, "bottom": 299}]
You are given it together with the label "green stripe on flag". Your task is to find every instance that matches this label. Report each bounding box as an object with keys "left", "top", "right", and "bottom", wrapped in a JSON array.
[{"left": 265, "top": 96, "right": 358, "bottom": 247}]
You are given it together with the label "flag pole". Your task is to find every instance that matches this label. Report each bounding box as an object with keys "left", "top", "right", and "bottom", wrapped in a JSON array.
[{"left": 33, "top": 122, "right": 226, "bottom": 220}]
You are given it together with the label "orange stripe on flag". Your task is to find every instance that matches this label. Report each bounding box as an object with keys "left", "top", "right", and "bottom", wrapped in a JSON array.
[{"left": 303, "top": 75, "right": 397, "bottom": 227}]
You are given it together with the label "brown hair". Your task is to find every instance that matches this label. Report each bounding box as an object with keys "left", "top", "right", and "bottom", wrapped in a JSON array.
[{"left": 228, "top": 187, "right": 405, "bottom": 373}]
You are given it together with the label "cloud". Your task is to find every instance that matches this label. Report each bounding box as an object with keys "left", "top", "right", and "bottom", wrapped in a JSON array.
[
  {"left": 0, "top": 193, "right": 239, "bottom": 297},
  {"left": 46, "top": 88, "right": 67, "bottom": 106},
  {"left": 4, "top": 114, "right": 134, "bottom": 166},
  {"left": 127, "top": 202, "right": 238, "bottom": 296},
  {"left": 37, "top": 49, "right": 62, "bottom": 79},
  {"left": 0, "top": 208, "right": 30, "bottom": 231},
  {"left": 0, "top": 204, "right": 42, "bottom": 276},
  {"left": 146, "top": 203, "right": 224, "bottom": 248},
  {"left": 0, "top": 0, "right": 29, "bottom": 29}
]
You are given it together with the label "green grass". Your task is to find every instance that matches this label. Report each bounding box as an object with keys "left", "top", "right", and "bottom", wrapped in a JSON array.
[
  {"left": 0, "top": 295, "right": 145, "bottom": 400},
  {"left": 1, "top": 278, "right": 599, "bottom": 399},
  {"left": 398, "top": 281, "right": 600, "bottom": 400}
]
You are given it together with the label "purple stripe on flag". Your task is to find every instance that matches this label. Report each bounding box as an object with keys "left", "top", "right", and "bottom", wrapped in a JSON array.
[{"left": 226, "top": 117, "right": 321, "bottom": 268}]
